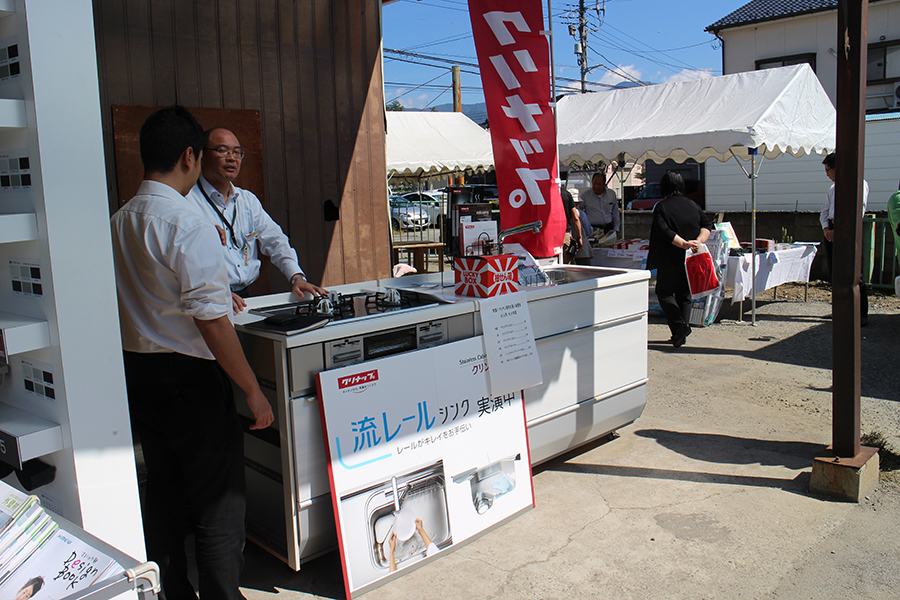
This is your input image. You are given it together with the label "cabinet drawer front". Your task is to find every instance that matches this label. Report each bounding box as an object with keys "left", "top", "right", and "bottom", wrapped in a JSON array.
[{"left": 290, "top": 396, "right": 330, "bottom": 502}]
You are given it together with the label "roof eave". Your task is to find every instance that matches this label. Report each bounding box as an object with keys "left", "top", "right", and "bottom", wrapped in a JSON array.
[{"left": 706, "top": 5, "right": 837, "bottom": 36}]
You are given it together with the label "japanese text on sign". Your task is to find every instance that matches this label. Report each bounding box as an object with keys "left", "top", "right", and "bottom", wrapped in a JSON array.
[{"left": 468, "top": 0, "right": 565, "bottom": 257}]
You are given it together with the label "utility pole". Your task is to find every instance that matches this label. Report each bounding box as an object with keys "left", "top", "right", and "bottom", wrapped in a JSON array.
[
  {"left": 570, "top": 0, "right": 603, "bottom": 93},
  {"left": 578, "top": 0, "right": 587, "bottom": 93},
  {"left": 452, "top": 66, "right": 461, "bottom": 112}
]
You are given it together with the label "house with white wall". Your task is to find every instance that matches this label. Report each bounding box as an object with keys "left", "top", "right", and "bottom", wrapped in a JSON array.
[{"left": 705, "top": 0, "right": 900, "bottom": 211}]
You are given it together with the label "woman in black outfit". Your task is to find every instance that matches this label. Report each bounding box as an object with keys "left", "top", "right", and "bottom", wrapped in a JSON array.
[{"left": 646, "top": 172, "right": 712, "bottom": 347}]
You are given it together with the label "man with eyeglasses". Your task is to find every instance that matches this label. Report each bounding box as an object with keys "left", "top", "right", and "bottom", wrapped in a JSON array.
[
  {"left": 189, "top": 128, "right": 327, "bottom": 313},
  {"left": 820, "top": 152, "right": 868, "bottom": 326}
]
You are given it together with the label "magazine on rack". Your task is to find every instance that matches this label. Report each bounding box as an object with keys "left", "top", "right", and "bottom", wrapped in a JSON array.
[
  {"left": 0, "top": 482, "right": 122, "bottom": 598},
  {"left": 0, "top": 528, "right": 121, "bottom": 598},
  {"left": 0, "top": 509, "right": 57, "bottom": 587},
  {"left": 0, "top": 486, "right": 29, "bottom": 529}
]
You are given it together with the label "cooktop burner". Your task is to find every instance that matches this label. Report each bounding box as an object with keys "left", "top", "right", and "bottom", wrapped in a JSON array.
[{"left": 249, "top": 288, "right": 437, "bottom": 325}]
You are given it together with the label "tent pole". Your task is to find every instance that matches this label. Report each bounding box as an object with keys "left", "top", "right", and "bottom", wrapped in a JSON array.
[
  {"left": 547, "top": 0, "right": 563, "bottom": 264},
  {"left": 750, "top": 149, "right": 757, "bottom": 325}
]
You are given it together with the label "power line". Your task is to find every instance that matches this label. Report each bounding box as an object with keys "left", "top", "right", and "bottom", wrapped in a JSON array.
[
  {"left": 403, "top": 33, "right": 472, "bottom": 51},
  {"left": 395, "top": 0, "right": 469, "bottom": 14},
  {"left": 385, "top": 48, "right": 480, "bottom": 70},
  {"left": 597, "top": 22, "right": 714, "bottom": 74}
]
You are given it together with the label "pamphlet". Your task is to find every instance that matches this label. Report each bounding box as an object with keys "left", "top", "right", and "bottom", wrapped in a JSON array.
[
  {"left": 0, "top": 529, "right": 120, "bottom": 599},
  {"left": 0, "top": 482, "right": 122, "bottom": 599}
]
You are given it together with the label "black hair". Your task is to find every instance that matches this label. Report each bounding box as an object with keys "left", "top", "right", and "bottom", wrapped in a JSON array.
[
  {"left": 139, "top": 106, "right": 204, "bottom": 175},
  {"left": 822, "top": 152, "right": 836, "bottom": 169},
  {"left": 659, "top": 171, "right": 685, "bottom": 197},
  {"left": 22, "top": 576, "right": 43, "bottom": 594}
]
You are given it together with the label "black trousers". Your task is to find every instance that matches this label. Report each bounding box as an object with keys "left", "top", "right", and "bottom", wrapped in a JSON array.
[
  {"left": 124, "top": 352, "right": 246, "bottom": 600},
  {"left": 822, "top": 224, "right": 868, "bottom": 319},
  {"left": 655, "top": 266, "right": 691, "bottom": 337}
]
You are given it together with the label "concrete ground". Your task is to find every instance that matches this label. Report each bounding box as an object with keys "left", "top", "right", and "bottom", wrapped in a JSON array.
[{"left": 237, "top": 294, "right": 900, "bottom": 600}]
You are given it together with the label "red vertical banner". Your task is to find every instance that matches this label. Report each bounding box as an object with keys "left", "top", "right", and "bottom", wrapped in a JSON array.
[{"left": 468, "top": 1, "right": 566, "bottom": 258}]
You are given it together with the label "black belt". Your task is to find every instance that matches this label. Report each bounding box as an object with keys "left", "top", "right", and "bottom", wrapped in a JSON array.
[{"left": 123, "top": 350, "right": 212, "bottom": 365}]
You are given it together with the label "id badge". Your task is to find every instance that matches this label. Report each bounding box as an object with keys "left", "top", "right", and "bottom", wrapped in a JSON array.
[{"left": 242, "top": 230, "right": 260, "bottom": 266}]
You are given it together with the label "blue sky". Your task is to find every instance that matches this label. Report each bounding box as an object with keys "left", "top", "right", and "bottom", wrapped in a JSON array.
[{"left": 383, "top": 0, "right": 750, "bottom": 115}]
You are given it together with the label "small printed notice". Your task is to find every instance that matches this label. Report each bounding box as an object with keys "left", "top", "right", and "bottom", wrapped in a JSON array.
[{"left": 479, "top": 292, "right": 542, "bottom": 394}]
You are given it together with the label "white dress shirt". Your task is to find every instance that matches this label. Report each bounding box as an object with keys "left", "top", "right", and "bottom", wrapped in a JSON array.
[
  {"left": 111, "top": 180, "right": 231, "bottom": 359},
  {"left": 580, "top": 187, "right": 619, "bottom": 231},
  {"left": 820, "top": 180, "right": 869, "bottom": 229},
  {"left": 188, "top": 175, "right": 303, "bottom": 291}
]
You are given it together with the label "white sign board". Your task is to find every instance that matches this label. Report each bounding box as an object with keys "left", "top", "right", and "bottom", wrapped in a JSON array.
[
  {"left": 317, "top": 336, "right": 534, "bottom": 599},
  {"left": 479, "top": 292, "right": 542, "bottom": 394}
]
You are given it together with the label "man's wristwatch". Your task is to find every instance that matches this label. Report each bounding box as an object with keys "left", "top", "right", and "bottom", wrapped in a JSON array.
[{"left": 290, "top": 273, "right": 306, "bottom": 286}]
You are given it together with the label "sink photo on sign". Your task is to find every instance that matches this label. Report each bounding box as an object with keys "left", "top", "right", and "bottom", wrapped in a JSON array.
[
  {"left": 451, "top": 454, "right": 521, "bottom": 515},
  {"left": 338, "top": 461, "right": 451, "bottom": 590}
]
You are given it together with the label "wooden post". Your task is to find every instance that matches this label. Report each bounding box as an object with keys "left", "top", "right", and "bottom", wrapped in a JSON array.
[
  {"left": 453, "top": 66, "right": 462, "bottom": 112},
  {"left": 832, "top": 0, "right": 867, "bottom": 458}
]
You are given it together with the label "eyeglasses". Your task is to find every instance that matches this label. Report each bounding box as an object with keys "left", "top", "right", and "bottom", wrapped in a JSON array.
[{"left": 206, "top": 146, "right": 245, "bottom": 159}]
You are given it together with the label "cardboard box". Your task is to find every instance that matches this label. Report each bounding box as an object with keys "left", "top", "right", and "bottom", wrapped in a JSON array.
[
  {"left": 755, "top": 238, "right": 775, "bottom": 252},
  {"left": 459, "top": 221, "right": 498, "bottom": 256},
  {"left": 454, "top": 254, "right": 519, "bottom": 297}
]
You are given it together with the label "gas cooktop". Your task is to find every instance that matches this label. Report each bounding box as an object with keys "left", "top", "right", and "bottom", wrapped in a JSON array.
[{"left": 249, "top": 288, "right": 442, "bottom": 326}]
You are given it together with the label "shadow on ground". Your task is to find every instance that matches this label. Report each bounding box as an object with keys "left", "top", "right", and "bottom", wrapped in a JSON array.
[
  {"left": 633, "top": 429, "right": 826, "bottom": 469},
  {"left": 241, "top": 541, "right": 345, "bottom": 599},
  {"left": 541, "top": 429, "right": 821, "bottom": 495},
  {"left": 648, "top": 300, "right": 900, "bottom": 403}
]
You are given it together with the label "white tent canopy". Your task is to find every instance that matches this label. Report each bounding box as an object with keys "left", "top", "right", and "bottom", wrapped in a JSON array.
[
  {"left": 385, "top": 111, "right": 494, "bottom": 178},
  {"left": 557, "top": 63, "right": 835, "bottom": 166}
]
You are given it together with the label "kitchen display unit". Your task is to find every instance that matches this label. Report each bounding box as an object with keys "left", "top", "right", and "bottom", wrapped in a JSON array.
[{"left": 232, "top": 265, "right": 650, "bottom": 570}]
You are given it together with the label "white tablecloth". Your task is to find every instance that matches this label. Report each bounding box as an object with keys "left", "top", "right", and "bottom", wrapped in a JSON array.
[
  {"left": 590, "top": 247, "right": 648, "bottom": 269},
  {"left": 726, "top": 245, "right": 818, "bottom": 303}
]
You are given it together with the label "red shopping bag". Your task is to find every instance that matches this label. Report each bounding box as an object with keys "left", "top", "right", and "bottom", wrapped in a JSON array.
[{"left": 685, "top": 243, "right": 719, "bottom": 297}]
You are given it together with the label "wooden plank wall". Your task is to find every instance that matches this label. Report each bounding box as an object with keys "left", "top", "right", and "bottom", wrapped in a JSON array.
[{"left": 92, "top": 0, "right": 392, "bottom": 287}]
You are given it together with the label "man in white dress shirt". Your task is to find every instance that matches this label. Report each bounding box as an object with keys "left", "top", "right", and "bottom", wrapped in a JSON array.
[
  {"left": 111, "top": 107, "right": 273, "bottom": 600},
  {"left": 188, "top": 128, "right": 326, "bottom": 313},
  {"left": 820, "top": 152, "right": 868, "bottom": 326}
]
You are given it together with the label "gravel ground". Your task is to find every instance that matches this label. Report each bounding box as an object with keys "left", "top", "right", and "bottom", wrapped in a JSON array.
[{"left": 648, "top": 280, "right": 900, "bottom": 461}]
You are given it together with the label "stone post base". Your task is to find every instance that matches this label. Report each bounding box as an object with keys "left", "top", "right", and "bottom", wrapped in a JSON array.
[{"left": 810, "top": 446, "right": 879, "bottom": 502}]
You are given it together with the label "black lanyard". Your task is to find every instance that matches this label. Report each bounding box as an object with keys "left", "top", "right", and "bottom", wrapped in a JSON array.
[{"left": 197, "top": 182, "right": 239, "bottom": 248}]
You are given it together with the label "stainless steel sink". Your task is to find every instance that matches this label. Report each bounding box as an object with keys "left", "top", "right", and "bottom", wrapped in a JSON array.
[
  {"left": 365, "top": 467, "right": 451, "bottom": 569},
  {"left": 452, "top": 454, "right": 520, "bottom": 514},
  {"left": 521, "top": 266, "right": 626, "bottom": 287}
]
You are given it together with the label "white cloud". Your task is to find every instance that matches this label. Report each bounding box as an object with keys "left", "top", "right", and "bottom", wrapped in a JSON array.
[
  {"left": 596, "top": 64, "right": 643, "bottom": 87},
  {"left": 398, "top": 94, "right": 430, "bottom": 109},
  {"left": 662, "top": 69, "right": 715, "bottom": 84},
  {"left": 386, "top": 88, "right": 407, "bottom": 101}
]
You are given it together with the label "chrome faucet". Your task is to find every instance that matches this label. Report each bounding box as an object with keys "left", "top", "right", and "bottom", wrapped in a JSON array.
[{"left": 498, "top": 220, "right": 543, "bottom": 245}]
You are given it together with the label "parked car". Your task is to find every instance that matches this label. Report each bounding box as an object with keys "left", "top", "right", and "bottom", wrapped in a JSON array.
[
  {"left": 401, "top": 190, "right": 447, "bottom": 228},
  {"left": 627, "top": 178, "right": 705, "bottom": 210},
  {"left": 389, "top": 195, "right": 430, "bottom": 230}
]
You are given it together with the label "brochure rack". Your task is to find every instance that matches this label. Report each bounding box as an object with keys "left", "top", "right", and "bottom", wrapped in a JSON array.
[
  {"left": 0, "top": 0, "right": 143, "bottom": 559},
  {"left": 0, "top": 480, "right": 158, "bottom": 600}
]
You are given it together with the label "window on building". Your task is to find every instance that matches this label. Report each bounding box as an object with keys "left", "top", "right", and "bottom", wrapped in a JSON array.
[
  {"left": 867, "top": 40, "right": 900, "bottom": 84},
  {"left": 755, "top": 53, "right": 816, "bottom": 72}
]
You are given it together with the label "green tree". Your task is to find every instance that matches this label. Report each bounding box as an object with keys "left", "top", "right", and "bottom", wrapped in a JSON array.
[{"left": 386, "top": 100, "right": 405, "bottom": 111}]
